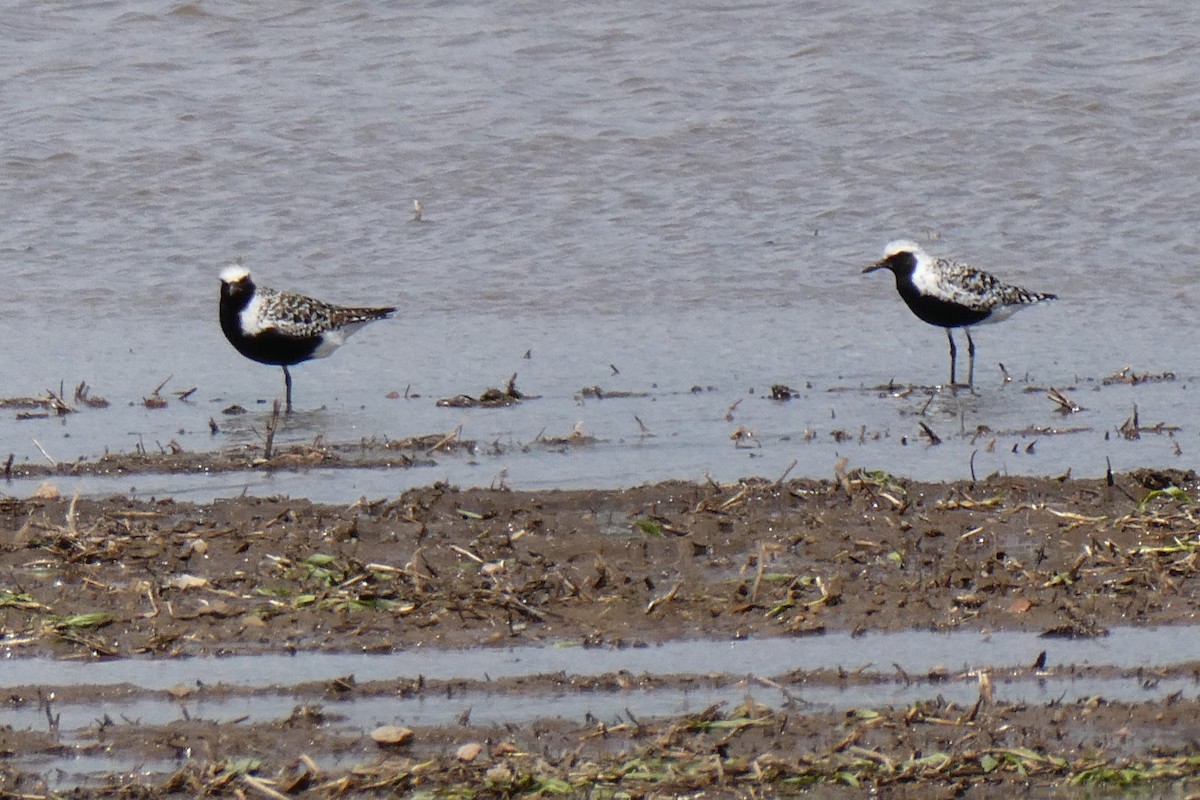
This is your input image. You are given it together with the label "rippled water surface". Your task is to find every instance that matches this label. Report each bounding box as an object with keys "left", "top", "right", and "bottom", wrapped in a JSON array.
[{"left": 2, "top": 0, "right": 1199, "bottom": 495}]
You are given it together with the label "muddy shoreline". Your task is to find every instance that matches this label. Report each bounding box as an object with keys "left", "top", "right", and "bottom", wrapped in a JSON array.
[{"left": 4, "top": 467, "right": 1200, "bottom": 796}]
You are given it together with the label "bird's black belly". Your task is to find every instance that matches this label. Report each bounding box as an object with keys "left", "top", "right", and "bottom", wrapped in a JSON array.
[
  {"left": 223, "top": 326, "right": 323, "bottom": 366},
  {"left": 898, "top": 284, "right": 991, "bottom": 329}
]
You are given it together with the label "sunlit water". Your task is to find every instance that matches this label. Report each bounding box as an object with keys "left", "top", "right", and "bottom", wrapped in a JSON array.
[
  {"left": 2, "top": 1, "right": 1198, "bottom": 498},
  {"left": 4, "top": 10, "right": 1197, "bottom": 791}
]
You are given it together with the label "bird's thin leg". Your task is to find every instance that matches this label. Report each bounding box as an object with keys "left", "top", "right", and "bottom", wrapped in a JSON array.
[
  {"left": 946, "top": 329, "right": 957, "bottom": 387},
  {"left": 966, "top": 329, "right": 976, "bottom": 387},
  {"left": 282, "top": 366, "right": 294, "bottom": 415}
]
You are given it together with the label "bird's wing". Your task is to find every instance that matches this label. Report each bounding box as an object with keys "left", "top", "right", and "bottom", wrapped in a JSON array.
[
  {"left": 254, "top": 289, "right": 336, "bottom": 338},
  {"left": 932, "top": 259, "right": 1045, "bottom": 311}
]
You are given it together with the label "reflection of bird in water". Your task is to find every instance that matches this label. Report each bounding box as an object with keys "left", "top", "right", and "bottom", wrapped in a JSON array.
[
  {"left": 863, "top": 240, "right": 1056, "bottom": 386},
  {"left": 219, "top": 265, "right": 395, "bottom": 413}
]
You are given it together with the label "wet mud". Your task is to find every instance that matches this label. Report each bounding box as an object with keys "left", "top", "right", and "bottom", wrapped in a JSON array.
[{"left": 4, "top": 467, "right": 1200, "bottom": 795}]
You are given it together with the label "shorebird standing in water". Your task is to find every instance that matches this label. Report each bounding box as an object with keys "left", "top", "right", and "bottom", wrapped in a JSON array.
[
  {"left": 862, "top": 240, "right": 1056, "bottom": 386},
  {"left": 218, "top": 265, "right": 395, "bottom": 413}
]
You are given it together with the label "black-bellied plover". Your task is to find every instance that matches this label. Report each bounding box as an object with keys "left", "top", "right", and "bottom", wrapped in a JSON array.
[
  {"left": 863, "top": 240, "right": 1056, "bottom": 386},
  {"left": 219, "top": 265, "right": 395, "bottom": 413}
]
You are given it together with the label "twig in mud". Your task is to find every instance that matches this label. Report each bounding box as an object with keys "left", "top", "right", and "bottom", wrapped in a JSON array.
[
  {"left": 425, "top": 425, "right": 462, "bottom": 455},
  {"left": 66, "top": 491, "right": 80, "bottom": 537},
  {"left": 533, "top": 421, "right": 596, "bottom": 448},
  {"left": 751, "top": 675, "right": 805, "bottom": 708},
  {"left": 74, "top": 380, "right": 109, "bottom": 408},
  {"left": 749, "top": 542, "right": 770, "bottom": 603},
  {"left": 1046, "top": 387, "right": 1082, "bottom": 414},
  {"left": 44, "top": 387, "right": 73, "bottom": 416},
  {"left": 32, "top": 438, "right": 57, "bottom": 468},
  {"left": 771, "top": 459, "right": 797, "bottom": 489},
  {"left": 298, "top": 754, "right": 322, "bottom": 777},
  {"left": 1118, "top": 404, "right": 1180, "bottom": 439},
  {"left": 833, "top": 457, "right": 852, "bottom": 498},
  {"left": 963, "top": 671, "right": 993, "bottom": 723},
  {"left": 491, "top": 468, "right": 510, "bottom": 490},
  {"left": 969, "top": 450, "right": 978, "bottom": 485},
  {"left": 436, "top": 374, "right": 529, "bottom": 407},
  {"left": 718, "top": 483, "right": 750, "bottom": 510},
  {"left": 142, "top": 375, "right": 172, "bottom": 409},
  {"left": 918, "top": 422, "right": 941, "bottom": 445},
  {"left": 175, "top": 387, "right": 197, "bottom": 401},
  {"left": 918, "top": 390, "right": 936, "bottom": 416},
  {"left": 999, "top": 363, "right": 1011, "bottom": 383},
  {"left": 725, "top": 398, "right": 742, "bottom": 421},
  {"left": 645, "top": 579, "right": 684, "bottom": 615},
  {"left": 849, "top": 745, "right": 896, "bottom": 772},
  {"left": 242, "top": 774, "right": 291, "bottom": 800},
  {"left": 450, "top": 544, "right": 484, "bottom": 564},
  {"left": 633, "top": 415, "right": 652, "bottom": 439},
  {"left": 730, "top": 426, "right": 757, "bottom": 448},
  {"left": 263, "top": 400, "right": 281, "bottom": 459},
  {"left": 1102, "top": 365, "right": 1177, "bottom": 385}
]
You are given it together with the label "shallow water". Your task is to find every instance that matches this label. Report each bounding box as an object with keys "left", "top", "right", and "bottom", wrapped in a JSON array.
[
  {"left": 1, "top": 0, "right": 1197, "bottom": 496},
  {"left": 7, "top": 673, "right": 1196, "bottom": 755},
  {"left": 6, "top": 627, "right": 1200, "bottom": 782},
  {"left": 5, "top": 626, "right": 1197, "bottom": 689}
]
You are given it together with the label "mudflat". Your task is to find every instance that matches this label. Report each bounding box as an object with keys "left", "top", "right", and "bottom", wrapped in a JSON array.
[{"left": 3, "top": 467, "right": 1200, "bottom": 797}]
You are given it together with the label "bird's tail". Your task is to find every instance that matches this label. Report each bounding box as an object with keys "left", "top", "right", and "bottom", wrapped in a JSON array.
[{"left": 332, "top": 305, "right": 396, "bottom": 327}]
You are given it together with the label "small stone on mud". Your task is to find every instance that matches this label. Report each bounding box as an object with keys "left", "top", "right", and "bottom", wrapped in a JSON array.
[
  {"left": 370, "top": 725, "right": 413, "bottom": 747},
  {"left": 196, "top": 600, "right": 234, "bottom": 617},
  {"left": 1008, "top": 598, "right": 1033, "bottom": 614},
  {"left": 486, "top": 763, "right": 513, "bottom": 782},
  {"left": 167, "top": 574, "right": 209, "bottom": 590},
  {"left": 456, "top": 742, "right": 483, "bottom": 762},
  {"left": 32, "top": 481, "right": 60, "bottom": 500},
  {"left": 954, "top": 593, "right": 983, "bottom": 608}
]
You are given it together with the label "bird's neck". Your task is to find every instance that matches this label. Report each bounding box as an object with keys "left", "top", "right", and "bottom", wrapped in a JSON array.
[{"left": 219, "top": 289, "right": 250, "bottom": 336}]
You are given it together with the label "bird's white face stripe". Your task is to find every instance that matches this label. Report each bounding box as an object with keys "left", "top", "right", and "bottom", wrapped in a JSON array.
[
  {"left": 882, "top": 239, "right": 923, "bottom": 260},
  {"left": 220, "top": 264, "right": 251, "bottom": 284}
]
